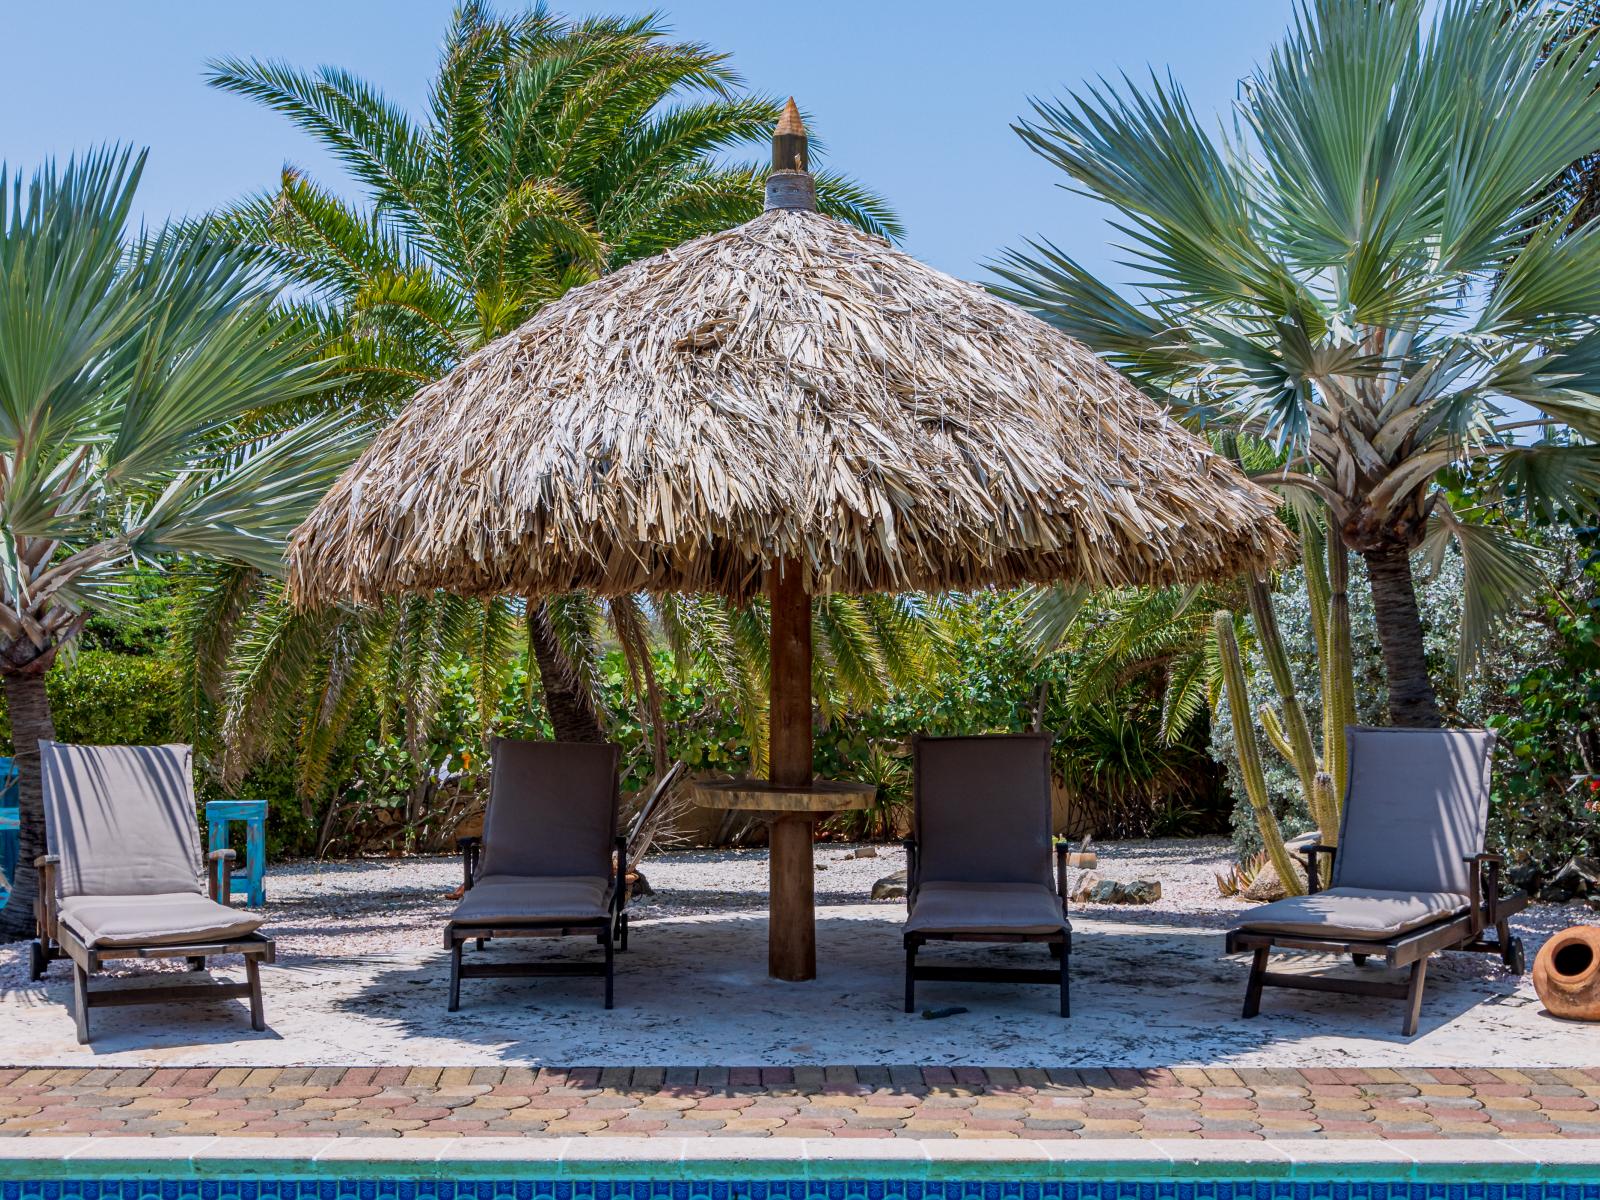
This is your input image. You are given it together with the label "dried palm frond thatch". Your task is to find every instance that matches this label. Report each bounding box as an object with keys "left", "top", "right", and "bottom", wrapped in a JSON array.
[{"left": 289, "top": 200, "right": 1289, "bottom": 607}]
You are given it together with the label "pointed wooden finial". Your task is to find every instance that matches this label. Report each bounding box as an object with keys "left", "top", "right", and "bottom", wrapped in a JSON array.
[
  {"left": 766, "top": 96, "right": 816, "bottom": 212},
  {"left": 772, "top": 97, "right": 808, "bottom": 172},
  {"left": 776, "top": 97, "right": 805, "bottom": 136}
]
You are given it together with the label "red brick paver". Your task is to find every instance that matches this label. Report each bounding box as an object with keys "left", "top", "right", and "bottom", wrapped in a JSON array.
[{"left": 0, "top": 1066, "right": 1596, "bottom": 1138}]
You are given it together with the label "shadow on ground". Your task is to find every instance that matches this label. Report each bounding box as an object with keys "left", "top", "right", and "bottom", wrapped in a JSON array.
[{"left": 0, "top": 903, "right": 1571, "bottom": 1067}]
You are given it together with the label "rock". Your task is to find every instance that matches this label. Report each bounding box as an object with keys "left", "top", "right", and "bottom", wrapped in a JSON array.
[
  {"left": 1071, "top": 872, "right": 1161, "bottom": 905},
  {"left": 626, "top": 870, "right": 653, "bottom": 898},
  {"left": 1240, "top": 859, "right": 1308, "bottom": 902},
  {"left": 853, "top": 846, "right": 878, "bottom": 859},
  {"left": 1543, "top": 856, "right": 1600, "bottom": 903},
  {"left": 872, "top": 869, "right": 908, "bottom": 901},
  {"left": 1114, "top": 878, "right": 1161, "bottom": 904}
]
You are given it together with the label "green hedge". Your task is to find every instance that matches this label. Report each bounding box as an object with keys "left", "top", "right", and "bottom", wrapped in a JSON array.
[{"left": 0, "top": 650, "right": 180, "bottom": 751}]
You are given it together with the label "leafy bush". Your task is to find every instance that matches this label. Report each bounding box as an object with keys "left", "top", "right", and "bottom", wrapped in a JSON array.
[
  {"left": 1486, "top": 532, "right": 1600, "bottom": 891},
  {"left": 0, "top": 651, "right": 180, "bottom": 750}
]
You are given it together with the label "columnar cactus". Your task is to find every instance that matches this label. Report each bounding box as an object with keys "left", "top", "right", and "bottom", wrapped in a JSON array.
[
  {"left": 1214, "top": 610, "right": 1306, "bottom": 896},
  {"left": 1246, "top": 575, "right": 1331, "bottom": 840},
  {"left": 1220, "top": 508, "right": 1356, "bottom": 850},
  {"left": 1322, "top": 538, "right": 1356, "bottom": 819}
]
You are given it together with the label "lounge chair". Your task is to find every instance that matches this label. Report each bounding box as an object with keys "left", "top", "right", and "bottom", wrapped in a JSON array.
[
  {"left": 1227, "top": 726, "right": 1529, "bottom": 1036},
  {"left": 30, "top": 741, "right": 273, "bottom": 1044},
  {"left": 447, "top": 738, "right": 624, "bottom": 1010},
  {"left": 902, "top": 733, "right": 1070, "bottom": 1016}
]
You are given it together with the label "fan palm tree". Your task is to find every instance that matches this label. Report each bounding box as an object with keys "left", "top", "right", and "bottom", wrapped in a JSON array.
[
  {"left": 994, "top": 0, "right": 1600, "bottom": 726},
  {"left": 194, "top": 3, "right": 922, "bottom": 809},
  {"left": 0, "top": 149, "right": 357, "bottom": 938}
]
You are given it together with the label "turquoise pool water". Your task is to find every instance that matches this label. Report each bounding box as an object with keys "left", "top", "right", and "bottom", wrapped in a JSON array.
[{"left": 6, "top": 1181, "right": 1599, "bottom": 1199}]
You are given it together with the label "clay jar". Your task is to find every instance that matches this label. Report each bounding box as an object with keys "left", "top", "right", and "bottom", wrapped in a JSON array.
[{"left": 1532, "top": 925, "right": 1600, "bottom": 1021}]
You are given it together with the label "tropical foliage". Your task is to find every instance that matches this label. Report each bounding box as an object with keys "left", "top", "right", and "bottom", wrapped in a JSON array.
[
  {"left": 996, "top": 0, "right": 1600, "bottom": 728},
  {"left": 0, "top": 149, "right": 355, "bottom": 937},
  {"left": 190, "top": 2, "right": 924, "bottom": 813}
]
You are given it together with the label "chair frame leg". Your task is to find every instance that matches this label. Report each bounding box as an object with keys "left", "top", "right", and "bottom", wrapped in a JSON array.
[
  {"left": 1402, "top": 957, "right": 1428, "bottom": 1037},
  {"left": 603, "top": 929, "right": 615, "bottom": 1010},
  {"left": 1058, "top": 940, "right": 1070, "bottom": 1018},
  {"left": 1242, "top": 947, "right": 1270, "bottom": 1018},
  {"left": 245, "top": 955, "right": 266, "bottom": 1031},
  {"left": 71, "top": 962, "right": 91, "bottom": 1045},
  {"left": 448, "top": 940, "right": 463, "bottom": 1012},
  {"left": 903, "top": 937, "right": 918, "bottom": 1014}
]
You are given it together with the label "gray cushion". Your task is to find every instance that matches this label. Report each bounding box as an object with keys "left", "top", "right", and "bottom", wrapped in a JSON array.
[
  {"left": 39, "top": 742, "right": 203, "bottom": 899},
  {"left": 451, "top": 874, "right": 611, "bottom": 925},
  {"left": 1334, "top": 727, "right": 1494, "bottom": 895},
  {"left": 1235, "top": 887, "right": 1469, "bottom": 940},
  {"left": 477, "top": 740, "right": 620, "bottom": 880},
  {"left": 904, "top": 881, "right": 1066, "bottom": 936},
  {"left": 913, "top": 734, "right": 1054, "bottom": 889},
  {"left": 58, "top": 893, "right": 263, "bottom": 949}
]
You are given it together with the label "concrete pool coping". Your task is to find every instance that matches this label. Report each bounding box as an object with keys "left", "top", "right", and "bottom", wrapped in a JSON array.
[{"left": 0, "top": 1137, "right": 1597, "bottom": 1182}]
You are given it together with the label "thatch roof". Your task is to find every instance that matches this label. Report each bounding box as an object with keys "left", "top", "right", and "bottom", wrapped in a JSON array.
[{"left": 289, "top": 208, "right": 1290, "bottom": 606}]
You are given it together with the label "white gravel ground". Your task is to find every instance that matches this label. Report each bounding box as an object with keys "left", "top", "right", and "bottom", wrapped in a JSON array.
[
  {"left": 0, "top": 837, "right": 1276, "bottom": 982},
  {"left": 0, "top": 838, "right": 1590, "bottom": 1066}
]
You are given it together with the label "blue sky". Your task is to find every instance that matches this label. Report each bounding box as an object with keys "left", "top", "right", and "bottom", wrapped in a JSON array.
[{"left": 4, "top": 1, "right": 1291, "bottom": 284}]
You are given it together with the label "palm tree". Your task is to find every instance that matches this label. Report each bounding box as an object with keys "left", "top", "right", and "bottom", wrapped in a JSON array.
[
  {"left": 194, "top": 4, "right": 921, "bottom": 809},
  {"left": 994, "top": 0, "right": 1600, "bottom": 726},
  {"left": 0, "top": 149, "right": 357, "bottom": 938}
]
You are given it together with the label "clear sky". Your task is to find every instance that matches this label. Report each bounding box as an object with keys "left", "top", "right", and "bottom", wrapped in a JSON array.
[{"left": 3, "top": 1, "right": 1292, "bottom": 285}]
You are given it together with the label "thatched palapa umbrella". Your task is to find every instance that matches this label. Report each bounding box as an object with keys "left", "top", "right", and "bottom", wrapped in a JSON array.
[{"left": 290, "top": 101, "right": 1290, "bottom": 982}]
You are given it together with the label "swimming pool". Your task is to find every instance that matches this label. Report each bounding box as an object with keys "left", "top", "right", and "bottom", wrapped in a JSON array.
[
  {"left": 6, "top": 1180, "right": 1600, "bottom": 1200},
  {"left": 0, "top": 1184, "right": 1593, "bottom": 1200},
  {"left": 12, "top": 1185, "right": 1600, "bottom": 1198},
  {"left": 4, "top": 1142, "right": 1598, "bottom": 1200}
]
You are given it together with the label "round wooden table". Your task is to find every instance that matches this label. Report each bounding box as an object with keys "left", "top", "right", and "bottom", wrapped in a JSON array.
[{"left": 691, "top": 778, "right": 875, "bottom": 982}]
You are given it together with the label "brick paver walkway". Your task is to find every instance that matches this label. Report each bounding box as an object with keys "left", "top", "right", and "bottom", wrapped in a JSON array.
[{"left": 1, "top": 1066, "right": 1598, "bottom": 1139}]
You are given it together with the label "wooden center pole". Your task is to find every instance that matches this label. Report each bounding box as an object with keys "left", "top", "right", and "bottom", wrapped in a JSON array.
[{"left": 768, "top": 557, "right": 815, "bottom": 981}]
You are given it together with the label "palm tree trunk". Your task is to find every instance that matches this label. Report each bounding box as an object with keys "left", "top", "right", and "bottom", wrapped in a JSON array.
[
  {"left": 0, "top": 671, "right": 56, "bottom": 941},
  {"left": 1362, "top": 542, "right": 1442, "bottom": 728},
  {"left": 528, "top": 602, "right": 605, "bottom": 743}
]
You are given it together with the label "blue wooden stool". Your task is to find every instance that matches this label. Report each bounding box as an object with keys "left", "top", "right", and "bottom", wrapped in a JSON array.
[
  {"left": 205, "top": 800, "right": 267, "bottom": 907},
  {"left": 0, "top": 757, "right": 19, "bottom": 902}
]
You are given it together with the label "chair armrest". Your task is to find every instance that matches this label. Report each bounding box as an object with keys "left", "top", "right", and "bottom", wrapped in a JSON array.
[
  {"left": 33, "top": 855, "right": 59, "bottom": 941},
  {"left": 1055, "top": 840, "right": 1070, "bottom": 905},
  {"left": 902, "top": 836, "right": 919, "bottom": 913},
  {"left": 1301, "top": 843, "right": 1336, "bottom": 893},
  {"left": 207, "top": 848, "right": 237, "bottom": 905},
  {"left": 1465, "top": 852, "right": 1504, "bottom": 929},
  {"left": 612, "top": 835, "right": 627, "bottom": 913},
  {"left": 457, "top": 836, "right": 482, "bottom": 892}
]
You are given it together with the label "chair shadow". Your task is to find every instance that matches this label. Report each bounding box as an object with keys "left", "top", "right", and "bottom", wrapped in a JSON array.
[
  {"left": 317, "top": 906, "right": 1522, "bottom": 1063},
  {"left": 6, "top": 963, "right": 284, "bottom": 1053}
]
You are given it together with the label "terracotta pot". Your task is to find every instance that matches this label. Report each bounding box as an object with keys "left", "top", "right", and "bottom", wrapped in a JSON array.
[{"left": 1532, "top": 925, "right": 1600, "bottom": 1021}]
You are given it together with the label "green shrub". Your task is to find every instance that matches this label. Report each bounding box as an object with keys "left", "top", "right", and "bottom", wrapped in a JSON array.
[{"left": 0, "top": 650, "right": 180, "bottom": 751}]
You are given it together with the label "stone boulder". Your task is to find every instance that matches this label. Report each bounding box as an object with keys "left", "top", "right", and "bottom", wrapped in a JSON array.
[
  {"left": 1544, "top": 856, "right": 1600, "bottom": 903},
  {"left": 1240, "top": 859, "right": 1308, "bottom": 902},
  {"left": 872, "top": 869, "right": 908, "bottom": 901},
  {"left": 1071, "top": 872, "right": 1161, "bottom": 905}
]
